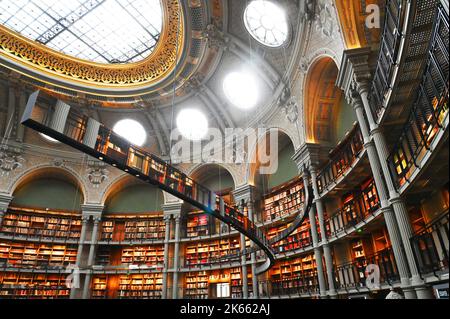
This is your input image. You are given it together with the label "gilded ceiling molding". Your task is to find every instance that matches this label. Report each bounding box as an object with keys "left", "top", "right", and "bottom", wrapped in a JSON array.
[{"left": 0, "top": 0, "right": 184, "bottom": 90}]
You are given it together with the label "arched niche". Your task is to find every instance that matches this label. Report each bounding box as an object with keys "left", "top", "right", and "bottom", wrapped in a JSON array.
[
  {"left": 304, "top": 57, "right": 356, "bottom": 146},
  {"left": 103, "top": 176, "right": 164, "bottom": 214},
  {"left": 249, "top": 130, "right": 298, "bottom": 194},
  {"left": 11, "top": 167, "right": 84, "bottom": 211},
  {"left": 190, "top": 164, "right": 236, "bottom": 203}
]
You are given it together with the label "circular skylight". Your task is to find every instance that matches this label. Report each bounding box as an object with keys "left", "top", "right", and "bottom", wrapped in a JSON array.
[
  {"left": 113, "top": 119, "right": 147, "bottom": 146},
  {"left": 244, "top": 0, "right": 289, "bottom": 47},
  {"left": 223, "top": 72, "right": 259, "bottom": 110},
  {"left": 0, "top": 0, "right": 163, "bottom": 64},
  {"left": 177, "top": 109, "right": 208, "bottom": 141}
]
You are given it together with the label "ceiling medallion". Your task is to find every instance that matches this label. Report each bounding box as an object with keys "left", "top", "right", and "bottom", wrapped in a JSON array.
[{"left": 0, "top": 0, "right": 184, "bottom": 90}]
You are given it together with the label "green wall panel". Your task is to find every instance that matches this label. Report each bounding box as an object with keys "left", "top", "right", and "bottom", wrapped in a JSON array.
[
  {"left": 12, "top": 179, "right": 83, "bottom": 211},
  {"left": 106, "top": 184, "right": 164, "bottom": 213},
  {"left": 267, "top": 143, "right": 298, "bottom": 189}
]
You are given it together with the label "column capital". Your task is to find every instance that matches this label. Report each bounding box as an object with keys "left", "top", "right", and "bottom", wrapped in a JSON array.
[
  {"left": 162, "top": 201, "right": 183, "bottom": 215},
  {"left": 0, "top": 193, "right": 13, "bottom": 213},
  {"left": 336, "top": 47, "right": 373, "bottom": 98},
  {"left": 81, "top": 203, "right": 104, "bottom": 219},
  {"left": 232, "top": 184, "right": 257, "bottom": 204},
  {"left": 292, "top": 143, "right": 326, "bottom": 172}
]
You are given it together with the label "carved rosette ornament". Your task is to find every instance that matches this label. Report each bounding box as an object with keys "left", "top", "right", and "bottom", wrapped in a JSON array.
[
  {"left": 86, "top": 161, "right": 109, "bottom": 188},
  {"left": 0, "top": 146, "right": 24, "bottom": 176}
]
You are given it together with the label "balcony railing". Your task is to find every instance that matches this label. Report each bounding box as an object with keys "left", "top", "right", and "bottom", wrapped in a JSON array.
[
  {"left": 327, "top": 180, "right": 380, "bottom": 237},
  {"left": 368, "top": 0, "right": 407, "bottom": 120},
  {"left": 387, "top": 5, "right": 449, "bottom": 189},
  {"left": 316, "top": 124, "right": 364, "bottom": 194},
  {"left": 257, "top": 278, "right": 319, "bottom": 298},
  {"left": 334, "top": 247, "right": 399, "bottom": 290},
  {"left": 411, "top": 212, "right": 449, "bottom": 276}
]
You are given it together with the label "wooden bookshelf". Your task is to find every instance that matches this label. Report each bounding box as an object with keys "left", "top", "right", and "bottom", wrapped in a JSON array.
[
  {"left": 267, "top": 220, "right": 312, "bottom": 253},
  {"left": 230, "top": 267, "right": 253, "bottom": 298},
  {"left": 184, "top": 237, "right": 240, "bottom": 266},
  {"left": 100, "top": 214, "right": 165, "bottom": 241},
  {"left": 270, "top": 254, "right": 318, "bottom": 295},
  {"left": 0, "top": 241, "right": 77, "bottom": 268},
  {"left": 118, "top": 273, "right": 163, "bottom": 299},
  {"left": 371, "top": 228, "right": 390, "bottom": 252},
  {"left": 0, "top": 207, "right": 81, "bottom": 240},
  {"left": 409, "top": 208, "right": 426, "bottom": 233},
  {"left": 92, "top": 276, "right": 108, "bottom": 299},
  {"left": 185, "top": 271, "right": 209, "bottom": 299},
  {"left": 0, "top": 272, "right": 70, "bottom": 299},
  {"left": 263, "top": 177, "right": 304, "bottom": 222},
  {"left": 351, "top": 239, "right": 366, "bottom": 260},
  {"left": 186, "top": 212, "right": 210, "bottom": 238},
  {"left": 121, "top": 245, "right": 164, "bottom": 268}
]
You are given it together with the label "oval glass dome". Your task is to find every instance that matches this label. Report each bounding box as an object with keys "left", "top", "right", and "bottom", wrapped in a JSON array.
[
  {"left": 0, "top": 0, "right": 163, "bottom": 64},
  {"left": 244, "top": 0, "right": 289, "bottom": 47}
]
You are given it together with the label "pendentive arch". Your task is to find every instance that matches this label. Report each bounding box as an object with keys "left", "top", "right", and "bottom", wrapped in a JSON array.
[
  {"left": 304, "top": 56, "right": 349, "bottom": 145},
  {"left": 9, "top": 166, "right": 87, "bottom": 211}
]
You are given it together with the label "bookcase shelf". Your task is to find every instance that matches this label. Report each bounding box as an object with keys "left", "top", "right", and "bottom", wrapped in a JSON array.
[
  {"left": 118, "top": 273, "right": 163, "bottom": 299},
  {"left": 267, "top": 220, "right": 312, "bottom": 253},
  {"left": 0, "top": 241, "right": 77, "bottom": 269},
  {"left": 185, "top": 271, "right": 209, "bottom": 299},
  {"left": 230, "top": 267, "right": 253, "bottom": 298},
  {"left": 100, "top": 214, "right": 165, "bottom": 241},
  {"left": 92, "top": 274, "right": 163, "bottom": 299},
  {"left": 0, "top": 272, "right": 70, "bottom": 299},
  {"left": 270, "top": 253, "right": 319, "bottom": 296},
  {"left": 262, "top": 178, "right": 305, "bottom": 222},
  {"left": 96, "top": 245, "right": 164, "bottom": 268},
  {"left": 0, "top": 207, "right": 81, "bottom": 240},
  {"left": 184, "top": 237, "right": 241, "bottom": 267},
  {"left": 186, "top": 212, "right": 210, "bottom": 238}
]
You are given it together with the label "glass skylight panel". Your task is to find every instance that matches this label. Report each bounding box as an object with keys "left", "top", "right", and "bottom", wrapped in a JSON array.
[
  {"left": 244, "top": 0, "right": 289, "bottom": 47},
  {"left": 0, "top": 0, "right": 163, "bottom": 64}
]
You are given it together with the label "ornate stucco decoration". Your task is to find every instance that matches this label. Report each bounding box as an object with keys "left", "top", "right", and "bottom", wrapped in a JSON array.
[
  {"left": 0, "top": 145, "right": 24, "bottom": 176},
  {"left": 315, "top": 0, "right": 336, "bottom": 38},
  {"left": 202, "top": 23, "right": 233, "bottom": 51},
  {"left": 86, "top": 161, "right": 109, "bottom": 188},
  {"left": 0, "top": 0, "right": 184, "bottom": 90},
  {"left": 278, "top": 87, "right": 299, "bottom": 124}
]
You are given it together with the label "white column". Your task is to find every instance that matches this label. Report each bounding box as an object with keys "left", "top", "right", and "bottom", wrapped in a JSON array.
[
  {"left": 239, "top": 201, "right": 249, "bottom": 299},
  {"left": 303, "top": 172, "right": 327, "bottom": 298},
  {"left": 50, "top": 100, "right": 71, "bottom": 133},
  {"left": 310, "top": 168, "right": 337, "bottom": 298},
  {"left": 172, "top": 215, "right": 181, "bottom": 299},
  {"left": 82, "top": 216, "right": 101, "bottom": 299},
  {"left": 71, "top": 215, "right": 89, "bottom": 299},
  {"left": 83, "top": 118, "right": 101, "bottom": 148},
  {"left": 247, "top": 200, "right": 259, "bottom": 298},
  {"left": 162, "top": 215, "right": 171, "bottom": 299},
  {"left": 357, "top": 81, "right": 432, "bottom": 298},
  {"left": 351, "top": 88, "right": 416, "bottom": 298}
]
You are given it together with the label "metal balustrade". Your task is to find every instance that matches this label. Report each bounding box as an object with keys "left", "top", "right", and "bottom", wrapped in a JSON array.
[
  {"left": 369, "top": 0, "right": 406, "bottom": 120},
  {"left": 388, "top": 5, "right": 449, "bottom": 189},
  {"left": 257, "top": 279, "right": 319, "bottom": 298},
  {"left": 411, "top": 212, "right": 449, "bottom": 276},
  {"left": 327, "top": 180, "right": 380, "bottom": 237},
  {"left": 316, "top": 124, "right": 364, "bottom": 194},
  {"left": 334, "top": 247, "right": 399, "bottom": 290}
]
